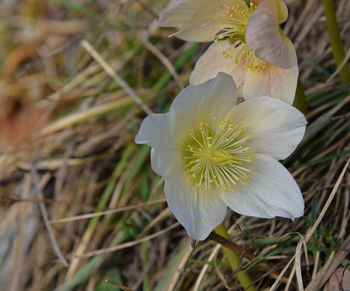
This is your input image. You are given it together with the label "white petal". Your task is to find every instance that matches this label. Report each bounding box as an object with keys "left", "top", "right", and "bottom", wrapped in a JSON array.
[
  {"left": 164, "top": 161, "right": 227, "bottom": 240},
  {"left": 225, "top": 96, "right": 306, "bottom": 160},
  {"left": 246, "top": 0, "right": 294, "bottom": 69},
  {"left": 190, "top": 41, "right": 246, "bottom": 89},
  {"left": 171, "top": 72, "right": 238, "bottom": 138},
  {"left": 243, "top": 57, "right": 298, "bottom": 104},
  {"left": 136, "top": 113, "right": 181, "bottom": 177},
  {"left": 150, "top": 147, "right": 180, "bottom": 177},
  {"left": 135, "top": 113, "right": 175, "bottom": 147},
  {"left": 219, "top": 153, "right": 304, "bottom": 220},
  {"left": 159, "top": 0, "right": 235, "bottom": 42}
]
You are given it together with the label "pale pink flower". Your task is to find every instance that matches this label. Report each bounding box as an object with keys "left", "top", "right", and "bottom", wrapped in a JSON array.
[{"left": 160, "top": 0, "right": 298, "bottom": 104}]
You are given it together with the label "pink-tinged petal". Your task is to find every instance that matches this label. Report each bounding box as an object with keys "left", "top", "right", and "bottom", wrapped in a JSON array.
[
  {"left": 219, "top": 153, "right": 304, "bottom": 220},
  {"left": 243, "top": 58, "right": 298, "bottom": 104},
  {"left": 190, "top": 41, "right": 246, "bottom": 89},
  {"left": 225, "top": 96, "right": 306, "bottom": 160},
  {"left": 254, "top": 0, "right": 288, "bottom": 24},
  {"left": 246, "top": 0, "right": 294, "bottom": 68},
  {"left": 251, "top": 0, "right": 261, "bottom": 5},
  {"left": 159, "top": 0, "right": 233, "bottom": 42},
  {"left": 164, "top": 161, "right": 227, "bottom": 240}
]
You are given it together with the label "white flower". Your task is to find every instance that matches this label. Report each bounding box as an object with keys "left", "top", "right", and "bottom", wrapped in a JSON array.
[
  {"left": 135, "top": 73, "right": 306, "bottom": 240},
  {"left": 159, "top": 0, "right": 298, "bottom": 104}
]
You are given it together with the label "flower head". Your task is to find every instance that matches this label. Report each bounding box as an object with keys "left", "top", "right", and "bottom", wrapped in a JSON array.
[
  {"left": 159, "top": 0, "right": 298, "bottom": 104},
  {"left": 135, "top": 73, "right": 306, "bottom": 240}
]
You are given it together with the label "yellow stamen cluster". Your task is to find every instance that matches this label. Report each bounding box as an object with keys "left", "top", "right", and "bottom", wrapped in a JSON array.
[
  {"left": 212, "top": 1, "right": 267, "bottom": 71},
  {"left": 182, "top": 118, "right": 255, "bottom": 192},
  {"left": 222, "top": 45, "right": 267, "bottom": 71}
]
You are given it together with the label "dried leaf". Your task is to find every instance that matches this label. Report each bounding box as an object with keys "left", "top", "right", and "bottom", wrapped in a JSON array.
[
  {"left": 0, "top": 98, "right": 48, "bottom": 149},
  {"left": 324, "top": 268, "right": 350, "bottom": 291}
]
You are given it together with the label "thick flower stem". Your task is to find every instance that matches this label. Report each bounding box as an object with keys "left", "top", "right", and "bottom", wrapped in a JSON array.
[
  {"left": 322, "top": 0, "right": 350, "bottom": 83},
  {"left": 293, "top": 78, "right": 308, "bottom": 115},
  {"left": 214, "top": 222, "right": 256, "bottom": 291}
]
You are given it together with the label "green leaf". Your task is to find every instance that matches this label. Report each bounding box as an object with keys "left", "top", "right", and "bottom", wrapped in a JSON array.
[{"left": 96, "top": 268, "right": 122, "bottom": 291}]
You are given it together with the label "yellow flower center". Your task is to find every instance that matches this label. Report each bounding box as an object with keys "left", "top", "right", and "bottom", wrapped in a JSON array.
[
  {"left": 212, "top": 1, "right": 267, "bottom": 72},
  {"left": 182, "top": 118, "right": 255, "bottom": 192}
]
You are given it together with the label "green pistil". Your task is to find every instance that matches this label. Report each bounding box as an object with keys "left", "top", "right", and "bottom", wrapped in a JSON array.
[{"left": 182, "top": 118, "right": 254, "bottom": 192}]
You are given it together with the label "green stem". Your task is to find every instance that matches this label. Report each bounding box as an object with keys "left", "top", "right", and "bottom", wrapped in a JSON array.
[
  {"left": 322, "top": 0, "right": 350, "bottom": 83},
  {"left": 215, "top": 222, "right": 255, "bottom": 291},
  {"left": 294, "top": 78, "right": 308, "bottom": 115}
]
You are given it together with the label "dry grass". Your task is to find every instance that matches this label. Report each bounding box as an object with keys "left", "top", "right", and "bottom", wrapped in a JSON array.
[{"left": 0, "top": 0, "right": 349, "bottom": 290}]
